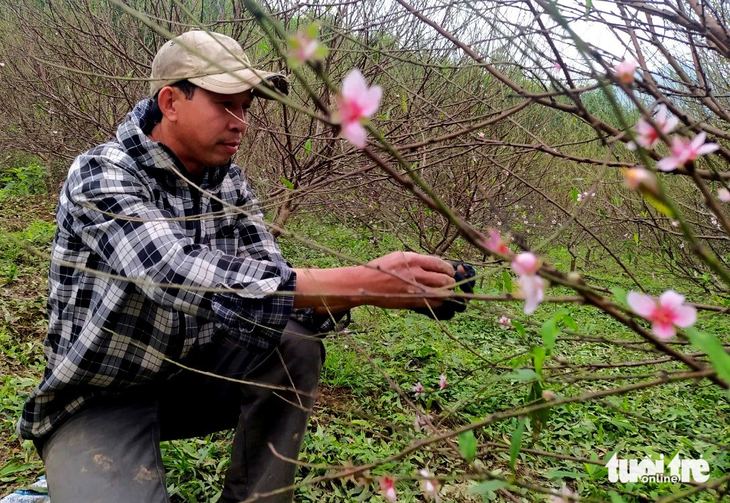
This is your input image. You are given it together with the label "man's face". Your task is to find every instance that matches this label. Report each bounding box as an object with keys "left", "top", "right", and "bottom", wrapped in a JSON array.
[{"left": 168, "top": 87, "right": 254, "bottom": 175}]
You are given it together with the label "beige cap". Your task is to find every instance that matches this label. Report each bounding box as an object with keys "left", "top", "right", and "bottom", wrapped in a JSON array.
[{"left": 149, "top": 30, "right": 288, "bottom": 98}]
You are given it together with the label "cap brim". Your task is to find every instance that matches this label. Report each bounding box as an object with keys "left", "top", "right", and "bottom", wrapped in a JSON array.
[{"left": 189, "top": 69, "right": 289, "bottom": 99}]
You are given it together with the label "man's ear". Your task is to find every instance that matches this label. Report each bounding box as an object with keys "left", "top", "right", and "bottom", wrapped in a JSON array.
[{"left": 156, "top": 86, "right": 180, "bottom": 123}]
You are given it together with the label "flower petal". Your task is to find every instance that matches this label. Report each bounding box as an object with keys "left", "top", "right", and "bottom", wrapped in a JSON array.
[
  {"left": 663, "top": 115, "right": 679, "bottom": 133},
  {"left": 672, "top": 304, "right": 697, "bottom": 328},
  {"left": 358, "top": 85, "right": 382, "bottom": 117},
  {"left": 512, "top": 252, "right": 539, "bottom": 276},
  {"left": 341, "top": 69, "right": 367, "bottom": 99},
  {"left": 657, "top": 157, "right": 678, "bottom": 172},
  {"left": 627, "top": 291, "right": 656, "bottom": 318},
  {"left": 341, "top": 121, "right": 367, "bottom": 148},
  {"left": 519, "top": 274, "right": 545, "bottom": 315},
  {"left": 696, "top": 143, "right": 719, "bottom": 156},
  {"left": 690, "top": 132, "right": 707, "bottom": 149},
  {"left": 659, "top": 290, "right": 685, "bottom": 309},
  {"left": 652, "top": 321, "right": 676, "bottom": 339}
]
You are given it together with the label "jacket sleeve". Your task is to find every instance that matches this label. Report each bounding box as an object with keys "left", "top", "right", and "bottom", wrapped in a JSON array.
[{"left": 64, "top": 152, "right": 295, "bottom": 350}]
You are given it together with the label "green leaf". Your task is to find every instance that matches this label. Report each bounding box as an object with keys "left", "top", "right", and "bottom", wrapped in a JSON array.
[
  {"left": 512, "top": 320, "right": 526, "bottom": 338},
  {"left": 570, "top": 188, "right": 578, "bottom": 203},
  {"left": 0, "top": 459, "right": 34, "bottom": 481},
  {"left": 259, "top": 41, "right": 270, "bottom": 52},
  {"left": 306, "top": 22, "right": 320, "bottom": 38},
  {"left": 609, "top": 491, "right": 627, "bottom": 503},
  {"left": 526, "top": 381, "right": 551, "bottom": 431},
  {"left": 313, "top": 44, "right": 329, "bottom": 60},
  {"left": 643, "top": 192, "right": 673, "bottom": 216},
  {"left": 611, "top": 287, "right": 628, "bottom": 308},
  {"left": 503, "top": 369, "right": 540, "bottom": 381},
  {"left": 686, "top": 327, "right": 730, "bottom": 384},
  {"left": 280, "top": 177, "right": 294, "bottom": 190},
  {"left": 304, "top": 139, "right": 311, "bottom": 156},
  {"left": 502, "top": 270, "right": 512, "bottom": 293},
  {"left": 509, "top": 419, "right": 525, "bottom": 471},
  {"left": 533, "top": 346, "right": 546, "bottom": 376},
  {"left": 585, "top": 0, "right": 593, "bottom": 19},
  {"left": 470, "top": 480, "right": 508, "bottom": 496},
  {"left": 458, "top": 430, "right": 477, "bottom": 462},
  {"left": 562, "top": 315, "right": 577, "bottom": 331},
  {"left": 541, "top": 317, "right": 558, "bottom": 353}
]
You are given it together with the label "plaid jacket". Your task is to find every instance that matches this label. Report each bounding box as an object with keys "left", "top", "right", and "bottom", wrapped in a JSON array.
[{"left": 18, "top": 99, "right": 296, "bottom": 441}]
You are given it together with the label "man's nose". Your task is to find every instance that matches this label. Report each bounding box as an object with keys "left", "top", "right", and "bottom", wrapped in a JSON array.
[{"left": 226, "top": 109, "right": 248, "bottom": 130}]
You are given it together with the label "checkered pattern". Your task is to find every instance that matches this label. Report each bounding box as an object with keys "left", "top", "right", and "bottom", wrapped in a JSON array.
[{"left": 18, "top": 99, "right": 296, "bottom": 441}]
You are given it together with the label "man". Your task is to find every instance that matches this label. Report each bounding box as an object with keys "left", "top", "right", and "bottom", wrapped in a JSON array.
[{"left": 18, "top": 30, "right": 460, "bottom": 503}]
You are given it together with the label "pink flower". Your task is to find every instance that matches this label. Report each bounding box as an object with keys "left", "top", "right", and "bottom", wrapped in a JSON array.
[
  {"left": 418, "top": 470, "right": 440, "bottom": 500},
  {"left": 718, "top": 187, "right": 730, "bottom": 202},
  {"left": 498, "top": 315, "right": 511, "bottom": 329},
  {"left": 627, "top": 105, "right": 678, "bottom": 151},
  {"left": 438, "top": 374, "right": 447, "bottom": 390},
  {"left": 552, "top": 62, "right": 562, "bottom": 73},
  {"left": 512, "top": 252, "right": 540, "bottom": 276},
  {"left": 413, "top": 382, "right": 425, "bottom": 397},
  {"left": 576, "top": 191, "right": 595, "bottom": 203},
  {"left": 518, "top": 274, "right": 545, "bottom": 315},
  {"left": 0, "top": 62, "right": 5, "bottom": 68},
  {"left": 614, "top": 59, "right": 638, "bottom": 84},
  {"left": 413, "top": 412, "right": 433, "bottom": 431},
  {"left": 478, "top": 132, "right": 485, "bottom": 138},
  {"left": 334, "top": 69, "right": 382, "bottom": 148},
  {"left": 290, "top": 32, "right": 320, "bottom": 63},
  {"left": 657, "top": 132, "right": 719, "bottom": 172},
  {"left": 379, "top": 477, "right": 397, "bottom": 501},
  {"left": 482, "top": 229, "right": 510, "bottom": 255},
  {"left": 623, "top": 167, "right": 657, "bottom": 192},
  {"left": 627, "top": 290, "right": 697, "bottom": 338}
]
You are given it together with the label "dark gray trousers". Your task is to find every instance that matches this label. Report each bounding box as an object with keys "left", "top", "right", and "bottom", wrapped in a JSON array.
[{"left": 38, "top": 320, "right": 324, "bottom": 503}]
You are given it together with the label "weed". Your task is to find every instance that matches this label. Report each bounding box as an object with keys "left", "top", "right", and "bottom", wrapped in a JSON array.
[{"left": 0, "top": 164, "right": 47, "bottom": 200}]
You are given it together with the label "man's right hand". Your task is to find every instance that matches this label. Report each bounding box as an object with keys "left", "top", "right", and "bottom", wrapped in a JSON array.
[
  {"left": 293, "top": 251, "right": 456, "bottom": 311},
  {"left": 362, "top": 251, "right": 456, "bottom": 309}
]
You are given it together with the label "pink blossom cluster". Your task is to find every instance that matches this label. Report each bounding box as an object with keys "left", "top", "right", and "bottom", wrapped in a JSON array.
[
  {"left": 287, "top": 29, "right": 382, "bottom": 147},
  {"left": 613, "top": 59, "right": 638, "bottom": 84},
  {"left": 334, "top": 69, "right": 382, "bottom": 148},
  {"left": 622, "top": 102, "right": 718, "bottom": 172},
  {"left": 626, "top": 105, "right": 678, "bottom": 151},
  {"left": 481, "top": 229, "right": 546, "bottom": 314},
  {"left": 576, "top": 191, "right": 595, "bottom": 203},
  {"left": 657, "top": 132, "right": 719, "bottom": 172},
  {"left": 512, "top": 252, "right": 545, "bottom": 314},
  {"left": 412, "top": 375, "right": 448, "bottom": 398},
  {"left": 612, "top": 58, "right": 719, "bottom": 172},
  {"left": 378, "top": 470, "right": 441, "bottom": 501}
]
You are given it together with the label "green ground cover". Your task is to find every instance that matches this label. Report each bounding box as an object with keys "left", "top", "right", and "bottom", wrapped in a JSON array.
[{"left": 1, "top": 196, "right": 729, "bottom": 502}]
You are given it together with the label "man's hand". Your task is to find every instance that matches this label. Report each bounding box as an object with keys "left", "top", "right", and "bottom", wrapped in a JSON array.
[
  {"left": 293, "top": 252, "right": 455, "bottom": 311},
  {"left": 363, "top": 251, "right": 456, "bottom": 309}
]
